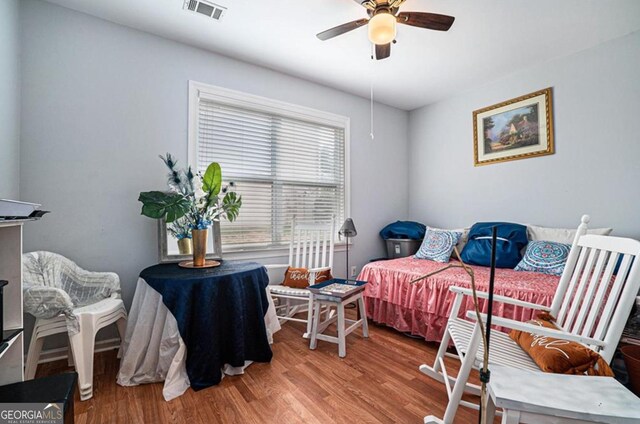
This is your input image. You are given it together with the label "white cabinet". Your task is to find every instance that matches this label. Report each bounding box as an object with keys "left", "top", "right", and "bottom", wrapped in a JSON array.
[{"left": 0, "top": 221, "right": 26, "bottom": 385}]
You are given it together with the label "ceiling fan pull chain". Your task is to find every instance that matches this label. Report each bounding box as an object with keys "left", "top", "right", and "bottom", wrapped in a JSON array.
[
  {"left": 370, "top": 48, "right": 375, "bottom": 141},
  {"left": 370, "top": 83, "right": 375, "bottom": 140},
  {"left": 369, "top": 43, "right": 376, "bottom": 140}
]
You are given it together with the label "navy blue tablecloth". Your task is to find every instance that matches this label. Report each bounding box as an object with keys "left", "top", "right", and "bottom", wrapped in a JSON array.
[{"left": 140, "top": 261, "right": 273, "bottom": 390}]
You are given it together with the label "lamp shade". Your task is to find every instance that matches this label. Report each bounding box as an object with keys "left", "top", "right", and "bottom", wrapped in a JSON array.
[
  {"left": 368, "top": 12, "right": 397, "bottom": 45},
  {"left": 339, "top": 218, "right": 357, "bottom": 238}
]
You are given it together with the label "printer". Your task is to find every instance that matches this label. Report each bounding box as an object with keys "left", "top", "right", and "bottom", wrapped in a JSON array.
[{"left": 0, "top": 199, "right": 49, "bottom": 220}]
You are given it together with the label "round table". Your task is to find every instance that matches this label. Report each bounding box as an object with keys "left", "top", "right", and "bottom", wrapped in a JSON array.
[{"left": 117, "top": 260, "right": 280, "bottom": 400}]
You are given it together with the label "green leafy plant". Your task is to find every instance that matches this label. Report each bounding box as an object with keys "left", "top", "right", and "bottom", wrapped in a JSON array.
[
  {"left": 138, "top": 154, "right": 242, "bottom": 230},
  {"left": 222, "top": 192, "right": 241, "bottom": 221},
  {"left": 138, "top": 191, "right": 191, "bottom": 223}
]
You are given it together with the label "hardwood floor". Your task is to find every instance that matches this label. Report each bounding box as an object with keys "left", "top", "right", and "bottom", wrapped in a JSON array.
[{"left": 36, "top": 318, "right": 489, "bottom": 423}]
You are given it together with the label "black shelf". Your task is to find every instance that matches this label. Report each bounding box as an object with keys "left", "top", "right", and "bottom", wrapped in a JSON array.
[
  {"left": 2, "top": 328, "right": 22, "bottom": 344},
  {"left": 0, "top": 372, "right": 77, "bottom": 424},
  {"left": 0, "top": 328, "right": 23, "bottom": 357}
]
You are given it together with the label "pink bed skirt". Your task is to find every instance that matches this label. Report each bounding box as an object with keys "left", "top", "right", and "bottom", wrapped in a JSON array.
[{"left": 359, "top": 257, "right": 559, "bottom": 343}]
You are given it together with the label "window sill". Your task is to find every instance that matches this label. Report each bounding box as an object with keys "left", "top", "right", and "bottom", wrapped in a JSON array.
[{"left": 222, "top": 242, "right": 350, "bottom": 262}]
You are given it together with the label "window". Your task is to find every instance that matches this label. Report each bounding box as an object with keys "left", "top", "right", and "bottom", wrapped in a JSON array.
[{"left": 188, "top": 82, "right": 349, "bottom": 252}]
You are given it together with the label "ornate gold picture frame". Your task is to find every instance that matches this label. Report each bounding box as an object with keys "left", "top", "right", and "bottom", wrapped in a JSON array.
[{"left": 473, "top": 87, "right": 554, "bottom": 166}]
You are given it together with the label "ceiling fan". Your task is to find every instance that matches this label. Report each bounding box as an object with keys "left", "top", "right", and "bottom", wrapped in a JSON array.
[{"left": 316, "top": 0, "right": 455, "bottom": 60}]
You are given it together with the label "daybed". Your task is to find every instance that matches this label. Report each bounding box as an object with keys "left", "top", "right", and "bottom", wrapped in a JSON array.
[{"left": 358, "top": 217, "right": 611, "bottom": 342}]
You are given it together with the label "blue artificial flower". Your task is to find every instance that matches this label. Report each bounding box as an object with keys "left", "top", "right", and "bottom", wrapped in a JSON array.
[{"left": 190, "top": 217, "right": 212, "bottom": 230}]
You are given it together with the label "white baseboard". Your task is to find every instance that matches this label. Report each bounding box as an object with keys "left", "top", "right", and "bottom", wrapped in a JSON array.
[{"left": 25, "top": 338, "right": 121, "bottom": 365}]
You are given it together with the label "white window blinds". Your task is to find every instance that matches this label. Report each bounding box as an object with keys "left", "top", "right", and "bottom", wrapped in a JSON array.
[{"left": 194, "top": 92, "right": 346, "bottom": 252}]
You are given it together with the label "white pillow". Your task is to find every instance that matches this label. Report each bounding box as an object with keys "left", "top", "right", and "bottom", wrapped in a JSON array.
[
  {"left": 447, "top": 227, "right": 469, "bottom": 258},
  {"left": 527, "top": 224, "right": 613, "bottom": 245}
]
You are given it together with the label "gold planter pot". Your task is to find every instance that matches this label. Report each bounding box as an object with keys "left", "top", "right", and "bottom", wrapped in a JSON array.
[
  {"left": 177, "top": 238, "right": 193, "bottom": 255},
  {"left": 192, "top": 228, "right": 208, "bottom": 267}
]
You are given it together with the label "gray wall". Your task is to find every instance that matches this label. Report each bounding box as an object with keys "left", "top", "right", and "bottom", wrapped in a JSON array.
[
  {"left": 0, "top": 0, "right": 21, "bottom": 199},
  {"left": 19, "top": 0, "right": 409, "bottom": 328},
  {"left": 408, "top": 30, "right": 640, "bottom": 237}
]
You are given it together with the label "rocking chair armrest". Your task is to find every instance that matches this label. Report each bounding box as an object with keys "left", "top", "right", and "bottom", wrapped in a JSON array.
[
  {"left": 465, "top": 311, "right": 607, "bottom": 347},
  {"left": 308, "top": 267, "right": 331, "bottom": 285},
  {"left": 264, "top": 263, "right": 290, "bottom": 285},
  {"left": 449, "top": 286, "right": 551, "bottom": 312},
  {"left": 264, "top": 263, "right": 290, "bottom": 270},
  {"left": 308, "top": 266, "right": 331, "bottom": 274}
]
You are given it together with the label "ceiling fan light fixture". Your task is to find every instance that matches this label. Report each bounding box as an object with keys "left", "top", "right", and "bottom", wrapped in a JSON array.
[{"left": 368, "top": 11, "right": 396, "bottom": 45}]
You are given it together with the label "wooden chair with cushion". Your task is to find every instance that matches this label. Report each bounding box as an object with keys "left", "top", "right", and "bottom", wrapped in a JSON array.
[
  {"left": 421, "top": 215, "right": 640, "bottom": 424},
  {"left": 266, "top": 217, "right": 335, "bottom": 338}
]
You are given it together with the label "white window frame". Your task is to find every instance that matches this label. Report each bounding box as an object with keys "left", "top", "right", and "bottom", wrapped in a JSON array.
[{"left": 187, "top": 81, "right": 351, "bottom": 258}]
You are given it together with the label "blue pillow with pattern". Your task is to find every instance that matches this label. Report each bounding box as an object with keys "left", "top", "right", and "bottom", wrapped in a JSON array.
[
  {"left": 415, "top": 227, "right": 462, "bottom": 263},
  {"left": 514, "top": 240, "right": 571, "bottom": 276}
]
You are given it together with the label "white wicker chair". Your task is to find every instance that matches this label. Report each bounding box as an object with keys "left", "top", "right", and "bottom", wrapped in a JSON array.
[{"left": 23, "top": 251, "right": 127, "bottom": 400}]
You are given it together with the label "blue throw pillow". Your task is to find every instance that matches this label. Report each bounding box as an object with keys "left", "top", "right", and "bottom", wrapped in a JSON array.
[
  {"left": 460, "top": 222, "right": 528, "bottom": 268},
  {"left": 414, "top": 227, "right": 462, "bottom": 263},
  {"left": 515, "top": 240, "right": 571, "bottom": 276},
  {"left": 613, "top": 254, "right": 635, "bottom": 275},
  {"left": 379, "top": 221, "right": 426, "bottom": 240}
]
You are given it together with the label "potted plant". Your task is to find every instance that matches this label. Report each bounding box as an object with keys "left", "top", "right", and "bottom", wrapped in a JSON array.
[{"left": 138, "top": 154, "right": 242, "bottom": 267}]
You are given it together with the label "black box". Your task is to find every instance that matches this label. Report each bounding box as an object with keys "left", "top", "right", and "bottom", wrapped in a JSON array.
[
  {"left": 0, "top": 372, "right": 78, "bottom": 424},
  {"left": 0, "top": 280, "right": 7, "bottom": 336}
]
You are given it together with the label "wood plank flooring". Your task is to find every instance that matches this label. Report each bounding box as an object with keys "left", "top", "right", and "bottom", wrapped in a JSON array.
[{"left": 36, "top": 317, "right": 490, "bottom": 423}]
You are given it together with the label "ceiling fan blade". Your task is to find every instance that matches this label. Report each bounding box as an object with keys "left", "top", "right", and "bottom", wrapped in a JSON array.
[
  {"left": 396, "top": 12, "right": 455, "bottom": 31},
  {"left": 375, "top": 43, "right": 391, "bottom": 60},
  {"left": 316, "top": 19, "right": 369, "bottom": 41}
]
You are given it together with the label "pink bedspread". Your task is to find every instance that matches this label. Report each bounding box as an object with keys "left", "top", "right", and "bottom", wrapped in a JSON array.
[{"left": 359, "top": 256, "right": 559, "bottom": 342}]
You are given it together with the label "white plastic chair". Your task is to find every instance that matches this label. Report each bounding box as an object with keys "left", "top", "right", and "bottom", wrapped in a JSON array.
[
  {"left": 23, "top": 251, "right": 127, "bottom": 401},
  {"left": 420, "top": 216, "right": 640, "bottom": 424},
  {"left": 266, "top": 217, "right": 335, "bottom": 338}
]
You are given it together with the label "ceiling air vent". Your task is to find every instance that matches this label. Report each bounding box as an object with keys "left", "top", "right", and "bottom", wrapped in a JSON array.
[{"left": 183, "top": 0, "right": 226, "bottom": 21}]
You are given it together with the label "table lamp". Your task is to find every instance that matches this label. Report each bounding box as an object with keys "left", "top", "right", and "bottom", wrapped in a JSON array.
[{"left": 339, "top": 218, "right": 357, "bottom": 281}]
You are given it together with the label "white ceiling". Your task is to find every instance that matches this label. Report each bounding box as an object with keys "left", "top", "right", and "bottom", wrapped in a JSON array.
[{"left": 42, "top": 0, "right": 640, "bottom": 110}]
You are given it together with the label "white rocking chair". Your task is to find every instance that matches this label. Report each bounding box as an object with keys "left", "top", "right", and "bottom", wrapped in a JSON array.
[
  {"left": 421, "top": 215, "right": 640, "bottom": 424},
  {"left": 266, "top": 217, "right": 335, "bottom": 338}
]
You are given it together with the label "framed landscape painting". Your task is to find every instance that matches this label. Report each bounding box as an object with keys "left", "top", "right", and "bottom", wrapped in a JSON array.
[{"left": 473, "top": 87, "right": 554, "bottom": 166}]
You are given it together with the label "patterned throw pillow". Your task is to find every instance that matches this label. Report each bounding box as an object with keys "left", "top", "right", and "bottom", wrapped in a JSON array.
[
  {"left": 282, "top": 267, "right": 333, "bottom": 289},
  {"left": 509, "top": 314, "right": 614, "bottom": 376},
  {"left": 515, "top": 240, "right": 571, "bottom": 276},
  {"left": 414, "top": 227, "right": 462, "bottom": 263}
]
